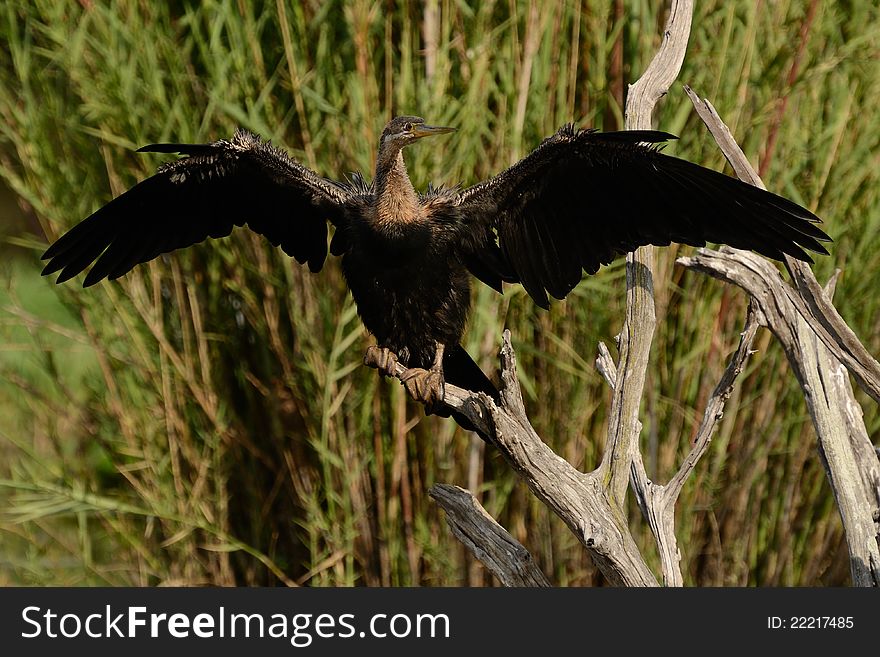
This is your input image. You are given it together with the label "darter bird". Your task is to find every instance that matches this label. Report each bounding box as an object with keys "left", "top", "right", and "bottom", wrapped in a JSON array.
[{"left": 41, "top": 116, "right": 831, "bottom": 434}]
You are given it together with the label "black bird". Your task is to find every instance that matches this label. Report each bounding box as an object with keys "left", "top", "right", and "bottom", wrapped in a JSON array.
[{"left": 41, "top": 116, "right": 830, "bottom": 427}]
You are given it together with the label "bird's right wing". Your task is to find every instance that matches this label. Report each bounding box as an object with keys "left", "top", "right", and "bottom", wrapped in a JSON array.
[
  {"left": 41, "top": 129, "right": 352, "bottom": 287},
  {"left": 453, "top": 126, "right": 830, "bottom": 308}
]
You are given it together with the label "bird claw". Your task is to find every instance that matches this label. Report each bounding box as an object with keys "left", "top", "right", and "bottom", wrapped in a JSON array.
[
  {"left": 364, "top": 346, "right": 399, "bottom": 377},
  {"left": 365, "top": 344, "right": 445, "bottom": 412},
  {"left": 400, "top": 367, "right": 445, "bottom": 411}
]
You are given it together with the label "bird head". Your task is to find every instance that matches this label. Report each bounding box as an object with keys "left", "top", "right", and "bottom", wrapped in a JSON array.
[{"left": 379, "top": 116, "right": 455, "bottom": 151}]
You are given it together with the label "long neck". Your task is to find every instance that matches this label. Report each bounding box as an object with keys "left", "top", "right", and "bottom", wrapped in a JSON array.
[{"left": 374, "top": 147, "right": 421, "bottom": 225}]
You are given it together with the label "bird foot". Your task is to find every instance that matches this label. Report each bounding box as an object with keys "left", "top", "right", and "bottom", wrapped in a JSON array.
[
  {"left": 364, "top": 346, "right": 400, "bottom": 377},
  {"left": 400, "top": 367, "right": 445, "bottom": 411}
]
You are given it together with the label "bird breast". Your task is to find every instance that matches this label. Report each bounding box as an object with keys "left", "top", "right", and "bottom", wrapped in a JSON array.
[{"left": 341, "top": 218, "right": 469, "bottom": 367}]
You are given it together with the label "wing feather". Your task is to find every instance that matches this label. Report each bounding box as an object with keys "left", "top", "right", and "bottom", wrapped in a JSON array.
[
  {"left": 42, "top": 129, "right": 351, "bottom": 286},
  {"left": 455, "top": 127, "right": 831, "bottom": 304}
]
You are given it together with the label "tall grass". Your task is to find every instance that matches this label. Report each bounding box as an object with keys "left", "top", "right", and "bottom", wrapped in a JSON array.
[{"left": 0, "top": 0, "right": 877, "bottom": 586}]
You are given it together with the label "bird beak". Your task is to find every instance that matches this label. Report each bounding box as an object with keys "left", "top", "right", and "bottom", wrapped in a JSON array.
[{"left": 412, "top": 124, "right": 456, "bottom": 138}]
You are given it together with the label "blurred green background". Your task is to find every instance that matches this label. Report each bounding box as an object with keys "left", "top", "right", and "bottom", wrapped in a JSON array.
[{"left": 0, "top": 0, "right": 877, "bottom": 586}]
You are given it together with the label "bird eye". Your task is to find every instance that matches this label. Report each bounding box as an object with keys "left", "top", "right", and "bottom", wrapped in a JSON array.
[{"left": 404, "top": 122, "right": 413, "bottom": 132}]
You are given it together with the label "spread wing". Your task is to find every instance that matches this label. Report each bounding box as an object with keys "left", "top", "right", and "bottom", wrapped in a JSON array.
[
  {"left": 455, "top": 126, "right": 831, "bottom": 308},
  {"left": 41, "top": 129, "right": 352, "bottom": 286}
]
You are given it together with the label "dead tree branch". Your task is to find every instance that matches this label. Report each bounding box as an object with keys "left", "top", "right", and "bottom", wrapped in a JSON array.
[
  {"left": 429, "top": 484, "right": 551, "bottom": 587},
  {"left": 602, "top": 0, "right": 695, "bottom": 509},
  {"left": 390, "top": 333, "right": 658, "bottom": 586},
  {"left": 680, "top": 248, "right": 880, "bottom": 586},
  {"left": 619, "top": 304, "right": 761, "bottom": 586},
  {"left": 681, "top": 86, "right": 880, "bottom": 586}
]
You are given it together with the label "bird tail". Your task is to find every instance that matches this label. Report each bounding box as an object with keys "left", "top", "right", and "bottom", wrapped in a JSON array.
[{"left": 436, "top": 344, "right": 499, "bottom": 443}]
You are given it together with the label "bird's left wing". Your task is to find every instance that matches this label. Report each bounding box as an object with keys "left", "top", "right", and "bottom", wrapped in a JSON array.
[
  {"left": 454, "top": 126, "right": 831, "bottom": 308},
  {"left": 41, "top": 129, "right": 352, "bottom": 287}
]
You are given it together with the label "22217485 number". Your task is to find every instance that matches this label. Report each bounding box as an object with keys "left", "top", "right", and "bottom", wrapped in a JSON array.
[{"left": 768, "top": 617, "right": 854, "bottom": 629}]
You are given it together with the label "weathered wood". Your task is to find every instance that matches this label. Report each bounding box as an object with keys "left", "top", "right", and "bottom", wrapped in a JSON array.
[
  {"left": 414, "top": 0, "right": 698, "bottom": 587},
  {"left": 602, "top": 0, "right": 695, "bottom": 510},
  {"left": 586, "top": 0, "right": 698, "bottom": 584},
  {"left": 595, "top": 341, "right": 618, "bottom": 390},
  {"left": 678, "top": 248, "right": 880, "bottom": 585},
  {"left": 429, "top": 484, "right": 551, "bottom": 587},
  {"left": 624, "top": 2, "right": 694, "bottom": 131},
  {"left": 682, "top": 86, "right": 880, "bottom": 586},
  {"left": 395, "top": 333, "right": 659, "bottom": 587},
  {"left": 808, "top": 298, "right": 880, "bottom": 587},
  {"left": 621, "top": 305, "right": 761, "bottom": 586}
]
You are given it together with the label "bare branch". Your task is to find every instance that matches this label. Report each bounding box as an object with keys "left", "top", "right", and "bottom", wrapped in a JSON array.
[
  {"left": 429, "top": 484, "right": 551, "bottom": 587},
  {"left": 628, "top": 449, "right": 682, "bottom": 586},
  {"left": 389, "top": 332, "right": 659, "bottom": 587},
  {"left": 602, "top": 0, "right": 695, "bottom": 509},
  {"left": 681, "top": 88, "right": 764, "bottom": 187},
  {"left": 684, "top": 86, "right": 880, "bottom": 585},
  {"left": 799, "top": 278, "right": 880, "bottom": 586},
  {"left": 621, "top": 81, "right": 880, "bottom": 587},
  {"left": 788, "top": 260, "right": 880, "bottom": 405},
  {"left": 624, "top": 2, "right": 694, "bottom": 131},
  {"left": 679, "top": 248, "right": 880, "bottom": 585},
  {"left": 595, "top": 341, "right": 618, "bottom": 390},
  {"left": 628, "top": 304, "right": 761, "bottom": 586},
  {"left": 836, "top": 373, "right": 880, "bottom": 515}
]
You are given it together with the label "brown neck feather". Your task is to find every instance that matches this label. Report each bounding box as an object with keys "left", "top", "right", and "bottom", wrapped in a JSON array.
[{"left": 374, "top": 147, "right": 421, "bottom": 225}]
